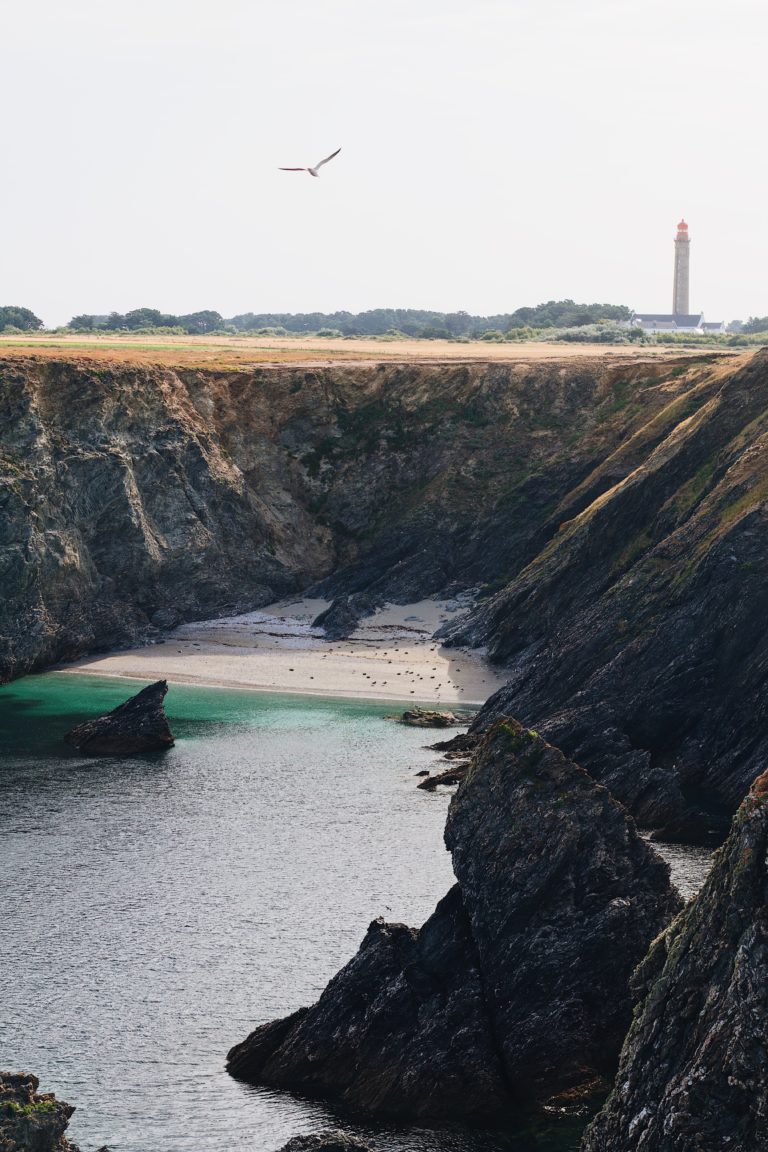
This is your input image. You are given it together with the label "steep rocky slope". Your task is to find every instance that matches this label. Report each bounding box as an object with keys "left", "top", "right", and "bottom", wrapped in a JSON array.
[
  {"left": 227, "top": 720, "right": 680, "bottom": 1121},
  {"left": 450, "top": 349, "right": 768, "bottom": 837},
  {"left": 0, "top": 351, "right": 713, "bottom": 680},
  {"left": 581, "top": 769, "right": 768, "bottom": 1152}
]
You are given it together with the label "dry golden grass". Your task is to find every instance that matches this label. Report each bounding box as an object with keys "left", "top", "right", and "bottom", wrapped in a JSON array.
[{"left": 0, "top": 332, "right": 732, "bottom": 371}]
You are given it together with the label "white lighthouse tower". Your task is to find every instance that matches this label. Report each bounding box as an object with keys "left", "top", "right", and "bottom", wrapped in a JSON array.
[{"left": 673, "top": 219, "right": 690, "bottom": 316}]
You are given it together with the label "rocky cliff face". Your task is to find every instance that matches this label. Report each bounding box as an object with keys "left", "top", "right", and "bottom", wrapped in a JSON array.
[
  {"left": 227, "top": 720, "right": 680, "bottom": 1122},
  {"left": 0, "top": 351, "right": 708, "bottom": 681},
  {"left": 450, "top": 349, "right": 768, "bottom": 837},
  {"left": 581, "top": 770, "right": 768, "bottom": 1152}
]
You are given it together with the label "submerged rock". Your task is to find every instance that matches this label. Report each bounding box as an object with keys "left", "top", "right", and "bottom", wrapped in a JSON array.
[
  {"left": 581, "top": 769, "right": 768, "bottom": 1152},
  {"left": 416, "top": 763, "right": 468, "bottom": 790},
  {"left": 390, "top": 707, "right": 472, "bottom": 728},
  {"left": 277, "top": 1132, "right": 373, "bottom": 1151},
  {"left": 0, "top": 1072, "right": 82, "bottom": 1152},
  {"left": 64, "top": 679, "right": 174, "bottom": 755},
  {"left": 228, "top": 719, "right": 681, "bottom": 1121}
]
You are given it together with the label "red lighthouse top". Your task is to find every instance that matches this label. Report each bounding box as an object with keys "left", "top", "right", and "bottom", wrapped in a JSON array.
[{"left": 677, "top": 219, "right": 688, "bottom": 231}]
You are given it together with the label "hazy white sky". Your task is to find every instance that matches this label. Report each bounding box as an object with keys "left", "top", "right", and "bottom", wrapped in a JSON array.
[{"left": 3, "top": 0, "right": 766, "bottom": 326}]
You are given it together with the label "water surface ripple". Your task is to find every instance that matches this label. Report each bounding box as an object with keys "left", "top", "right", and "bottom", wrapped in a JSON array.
[{"left": 1, "top": 675, "right": 708, "bottom": 1152}]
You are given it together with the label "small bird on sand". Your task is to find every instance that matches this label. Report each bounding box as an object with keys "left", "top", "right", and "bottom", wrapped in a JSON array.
[{"left": 279, "top": 147, "right": 341, "bottom": 177}]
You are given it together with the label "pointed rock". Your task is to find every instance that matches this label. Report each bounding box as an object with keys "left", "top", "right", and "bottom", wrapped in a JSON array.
[
  {"left": 444, "top": 720, "right": 683, "bottom": 1103},
  {"left": 64, "top": 679, "right": 174, "bottom": 755},
  {"left": 581, "top": 769, "right": 768, "bottom": 1152},
  {"left": 227, "top": 719, "right": 681, "bottom": 1120}
]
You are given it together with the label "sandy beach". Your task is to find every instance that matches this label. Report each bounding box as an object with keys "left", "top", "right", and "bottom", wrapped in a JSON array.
[{"left": 61, "top": 595, "right": 508, "bottom": 707}]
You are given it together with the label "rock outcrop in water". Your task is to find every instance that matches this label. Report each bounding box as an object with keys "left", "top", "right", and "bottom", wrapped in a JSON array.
[
  {"left": 227, "top": 719, "right": 681, "bottom": 1121},
  {"left": 0, "top": 351, "right": 708, "bottom": 681},
  {"left": 448, "top": 349, "right": 768, "bottom": 838},
  {"left": 64, "top": 679, "right": 174, "bottom": 754},
  {"left": 277, "top": 1133, "right": 373, "bottom": 1151},
  {"left": 0, "top": 1072, "right": 100, "bottom": 1152},
  {"left": 581, "top": 770, "right": 768, "bottom": 1152}
]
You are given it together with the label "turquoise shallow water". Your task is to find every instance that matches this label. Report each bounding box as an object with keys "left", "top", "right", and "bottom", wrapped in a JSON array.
[{"left": 1, "top": 673, "right": 587, "bottom": 1152}]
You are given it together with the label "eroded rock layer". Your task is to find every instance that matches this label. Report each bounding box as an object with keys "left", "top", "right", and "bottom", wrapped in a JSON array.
[
  {"left": 450, "top": 349, "right": 768, "bottom": 835},
  {"left": 581, "top": 770, "right": 768, "bottom": 1152},
  {"left": 227, "top": 720, "right": 681, "bottom": 1121}
]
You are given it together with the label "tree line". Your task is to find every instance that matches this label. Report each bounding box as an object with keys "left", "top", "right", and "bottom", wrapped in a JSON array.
[{"left": 60, "top": 301, "right": 632, "bottom": 337}]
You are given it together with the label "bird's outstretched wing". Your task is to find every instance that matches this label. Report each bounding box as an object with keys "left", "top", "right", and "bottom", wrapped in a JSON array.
[
  {"left": 278, "top": 167, "right": 308, "bottom": 171},
  {"left": 313, "top": 147, "right": 341, "bottom": 170}
]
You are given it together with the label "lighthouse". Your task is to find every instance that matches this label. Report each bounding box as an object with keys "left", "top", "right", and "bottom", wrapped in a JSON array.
[{"left": 673, "top": 219, "right": 690, "bottom": 316}]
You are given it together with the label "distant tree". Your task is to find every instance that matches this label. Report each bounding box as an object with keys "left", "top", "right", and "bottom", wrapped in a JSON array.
[
  {"left": 0, "top": 305, "right": 43, "bottom": 331},
  {"left": 180, "top": 310, "right": 224, "bottom": 333},
  {"left": 124, "top": 308, "right": 167, "bottom": 329},
  {"left": 742, "top": 316, "right": 768, "bottom": 334}
]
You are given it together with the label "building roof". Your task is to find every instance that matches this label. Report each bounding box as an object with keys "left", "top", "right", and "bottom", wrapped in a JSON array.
[{"left": 633, "top": 313, "right": 703, "bottom": 325}]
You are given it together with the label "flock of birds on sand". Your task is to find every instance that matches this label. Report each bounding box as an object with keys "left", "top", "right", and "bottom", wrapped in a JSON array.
[{"left": 173, "top": 634, "right": 486, "bottom": 698}]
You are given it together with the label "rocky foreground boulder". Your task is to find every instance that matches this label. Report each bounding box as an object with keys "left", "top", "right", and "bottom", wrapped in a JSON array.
[
  {"left": 228, "top": 719, "right": 681, "bottom": 1121},
  {"left": 0, "top": 1072, "right": 110, "bottom": 1152},
  {"left": 64, "top": 679, "right": 174, "bottom": 755},
  {"left": 581, "top": 770, "right": 768, "bottom": 1152},
  {"left": 277, "top": 1134, "right": 372, "bottom": 1152}
]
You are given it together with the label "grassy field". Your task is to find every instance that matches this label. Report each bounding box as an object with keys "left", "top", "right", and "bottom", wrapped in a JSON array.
[{"left": 0, "top": 331, "right": 737, "bottom": 370}]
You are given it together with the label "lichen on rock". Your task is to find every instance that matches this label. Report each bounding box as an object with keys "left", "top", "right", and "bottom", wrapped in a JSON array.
[{"left": 0, "top": 1072, "right": 100, "bottom": 1152}]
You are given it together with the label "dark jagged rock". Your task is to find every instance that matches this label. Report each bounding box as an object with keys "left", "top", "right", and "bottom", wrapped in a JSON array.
[
  {"left": 64, "top": 679, "right": 174, "bottom": 755},
  {"left": 227, "top": 719, "right": 681, "bottom": 1121},
  {"left": 450, "top": 349, "right": 768, "bottom": 838},
  {"left": 443, "top": 721, "right": 682, "bottom": 1104},
  {"left": 581, "top": 769, "right": 768, "bottom": 1152},
  {"left": 0, "top": 1072, "right": 81, "bottom": 1152},
  {"left": 277, "top": 1133, "right": 373, "bottom": 1151},
  {"left": 228, "top": 885, "right": 511, "bottom": 1121},
  {"left": 416, "top": 764, "right": 468, "bottom": 790},
  {"left": 312, "top": 594, "right": 382, "bottom": 640}
]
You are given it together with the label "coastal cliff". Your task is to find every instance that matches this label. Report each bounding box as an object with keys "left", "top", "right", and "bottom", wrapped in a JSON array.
[
  {"left": 227, "top": 719, "right": 680, "bottom": 1121},
  {"left": 6, "top": 348, "right": 768, "bottom": 829},
  {"left": 0, "top": 351, "right": 709, "bottom": 681},
  {"left": 450, "top": 348, "right": 768, "bottom": 837},
  {"left": 581, "top": 770, "right": 768, "bottom": 1152}
]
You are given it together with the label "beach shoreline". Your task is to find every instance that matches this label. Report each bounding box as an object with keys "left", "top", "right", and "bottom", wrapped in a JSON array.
[{"left": 59, "top": 596, "right": 507, "bottom": 707}]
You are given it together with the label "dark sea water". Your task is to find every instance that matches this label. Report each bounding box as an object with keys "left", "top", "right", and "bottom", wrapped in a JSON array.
[{"left": 0, "top": 674, "right": 593, "bottom": 1152}]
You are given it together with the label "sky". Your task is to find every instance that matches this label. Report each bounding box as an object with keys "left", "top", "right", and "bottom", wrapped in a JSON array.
[{"left": 3, "top": 0, "right": 767, "bottom": 326}]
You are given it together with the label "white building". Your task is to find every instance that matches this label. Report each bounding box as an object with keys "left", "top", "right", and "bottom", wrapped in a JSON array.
[{"left": 631, "top": 220, "right": 725, "bottom": 334}]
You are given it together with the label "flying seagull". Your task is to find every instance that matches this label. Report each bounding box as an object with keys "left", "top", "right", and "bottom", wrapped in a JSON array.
[{"left": 279, "top": 147, "right": 341, "bottom": 178}]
